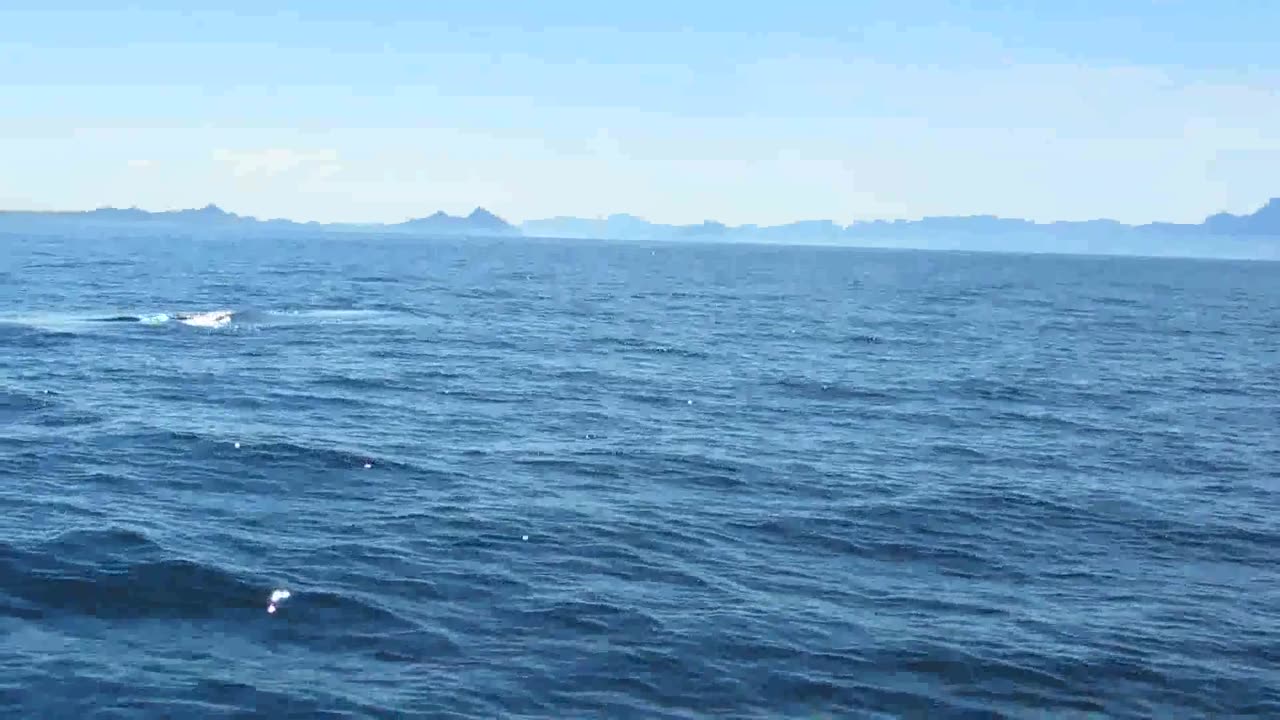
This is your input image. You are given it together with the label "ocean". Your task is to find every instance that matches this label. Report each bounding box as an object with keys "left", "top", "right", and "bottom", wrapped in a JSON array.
[{"left": 1, "top": 231, "right": 1276, "bottom": 719}]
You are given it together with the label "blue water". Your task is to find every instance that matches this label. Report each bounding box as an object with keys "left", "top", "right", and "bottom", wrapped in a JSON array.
[{"left": 2, "top": 232, "right": 1277, "bottom": 719}]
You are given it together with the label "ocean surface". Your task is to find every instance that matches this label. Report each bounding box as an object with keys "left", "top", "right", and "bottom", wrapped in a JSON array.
[{"left": 1, "top": 231, "right": 1277, "bottom": 719}]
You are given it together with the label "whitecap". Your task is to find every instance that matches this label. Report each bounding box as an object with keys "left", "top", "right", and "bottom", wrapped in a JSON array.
[{"left": 177, "top": 310, "right": 234, "bottom": 328}]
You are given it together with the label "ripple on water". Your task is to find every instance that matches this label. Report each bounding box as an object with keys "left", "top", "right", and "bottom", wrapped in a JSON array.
[{"left": 2, "top": 236, "right": 1279, "bottom": 718}]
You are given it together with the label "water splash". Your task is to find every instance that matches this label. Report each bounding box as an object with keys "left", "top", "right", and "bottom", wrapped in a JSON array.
[{"left": 267, "top": 588, "right": 291, "bottom": 614}]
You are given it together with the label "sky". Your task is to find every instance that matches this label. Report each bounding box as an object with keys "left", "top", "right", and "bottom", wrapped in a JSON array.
[{"left": 1, "top": 0, "right": 1278, "bottom": 226}]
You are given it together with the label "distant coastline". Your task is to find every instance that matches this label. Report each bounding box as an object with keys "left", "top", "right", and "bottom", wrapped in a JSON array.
[{"left": 2, "top": 198, "right": 1277, "bottom": 260}]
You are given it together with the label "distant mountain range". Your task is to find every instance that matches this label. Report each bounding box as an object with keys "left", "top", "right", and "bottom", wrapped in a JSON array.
[
  {"left": 2, "top": 198, "right": 1278, "bottom": 257},
  {"left": 0, "top": 204, "right": 524, "bottom": 237},
  {"left": 520, "top": 198, "right": 1280, "bottom": 241}
]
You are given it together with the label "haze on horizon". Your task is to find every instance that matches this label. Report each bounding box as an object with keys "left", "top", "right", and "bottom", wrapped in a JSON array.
[{"left": 1, "top": 0, "right": 1277, "bottom": 228}]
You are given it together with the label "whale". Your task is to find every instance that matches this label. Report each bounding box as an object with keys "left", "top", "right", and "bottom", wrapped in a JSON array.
[
  {"left": 89, "top": 315, "right": 148, "bottom": 323},
  {"left": 88, "top": 310, "right": 234, "bottom": 327}
]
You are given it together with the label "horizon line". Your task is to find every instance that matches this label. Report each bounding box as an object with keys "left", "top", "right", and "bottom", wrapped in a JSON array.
[{"left": 3, "top": 195, "right": 1278, "bottom": 229}]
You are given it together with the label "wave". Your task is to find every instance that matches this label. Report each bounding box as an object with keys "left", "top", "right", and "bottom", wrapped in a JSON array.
[
  {"left": 0, "top": 307, "right": 415, "bottom": 333},
  {"left": 0, "top": 530, "right": 262, "bottom": 620},
  {"left": 773, "top": 377, "right": 899, "bottom": 402},
  {"left": 0, "top": 320, "right": 78, "bottom": 345},
  {"left": 0, "top": 387, "right": 52, "bottom": 415},
  {"left": 0, "top": 528, "right": 430, "bottom": 634}
]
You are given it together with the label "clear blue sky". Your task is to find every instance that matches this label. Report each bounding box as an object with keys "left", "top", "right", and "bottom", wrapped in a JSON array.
[{"left": 1, "top": 0, "right": 1277, "bottom": 225}]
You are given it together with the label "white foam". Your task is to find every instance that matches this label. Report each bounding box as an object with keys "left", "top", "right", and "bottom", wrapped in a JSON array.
[
  {"left": 178, "top": 310, "right": 233, "bottom": 328},
  {"left": 0, "top": 312, "right": 97, "bottom": 331},
  {"left": 267, "top": 588, "right": 291, "bottom": 614}
]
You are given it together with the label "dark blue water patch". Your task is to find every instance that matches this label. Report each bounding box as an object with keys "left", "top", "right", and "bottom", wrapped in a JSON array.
[
  {"left": 22, "top": 257, "right": 137, "bottom": 271},
  {"left": 120, "top": 681, "right": 392, "bottom": 720},
  {"left": 305, "top": 375, "right": 399, "bottom": 396},
  {"left": 0, "top": 548, "right": 258, "bottom": 621},
  {"left": 83, "top": 425, "right": 384, "bottom": 471},
  {"left": 511, "top": 454, "right": 626, "bottom": 482},
  {"left": 226, "top": 439, "right": 363, "bottom": 470},
  {"left": 0, "top": 387, "right": 54, "bottom": 420},
  {"left": 583, "top": 332, "right": 713, "bottom": 359},
  {"left": 455, "top": 285, "right": 523, "bottom": 301},
  {"left": 436, "top": 385, "right": 534, "bottom": 404},
  {"left": 772, "top": 377, "right": 900, "bottom": 403},
  {"left": 0, "top": 322, "right": 77, "bottom": 348}
]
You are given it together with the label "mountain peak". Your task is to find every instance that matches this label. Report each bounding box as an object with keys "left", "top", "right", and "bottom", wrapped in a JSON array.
[
  {"left": 395, "top": 207, "right": 516, "bottom": 235},
  {"left": 465, "top": 207, "right": 510, "bottom": 228},
  {"left": 1202, "top": 196, "right": 1280, "bottom": 235}
]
